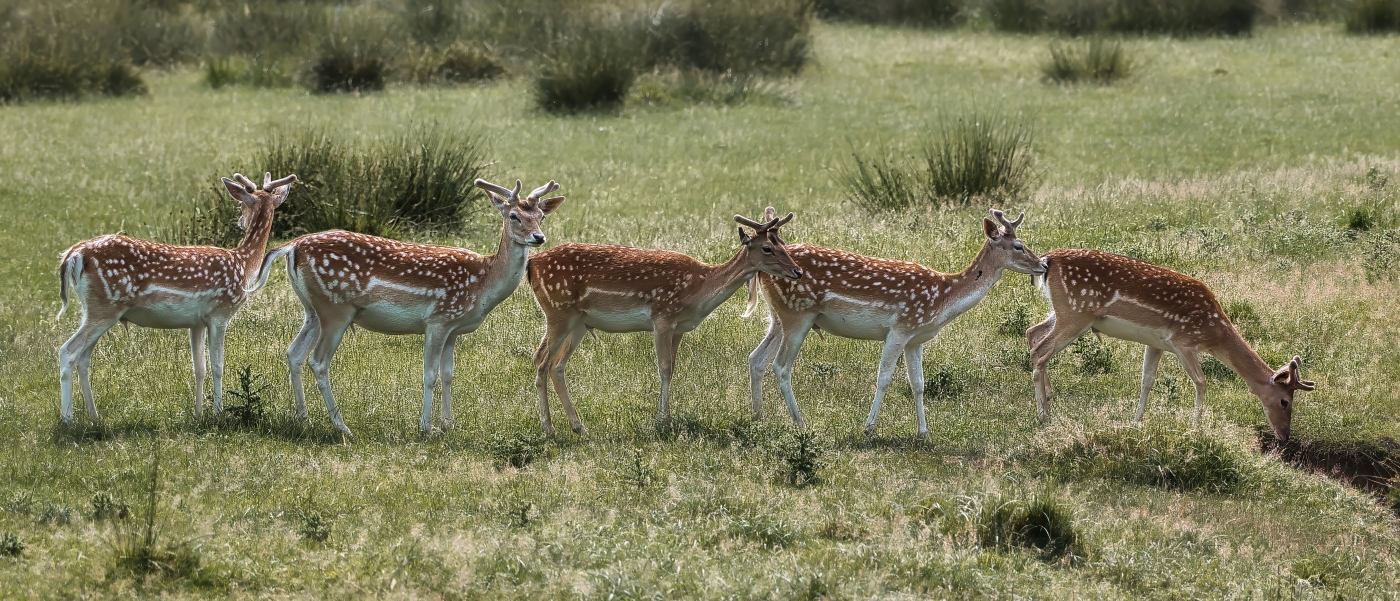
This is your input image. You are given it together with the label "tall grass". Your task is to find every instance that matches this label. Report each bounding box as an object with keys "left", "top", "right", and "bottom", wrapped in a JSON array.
[
  {"left": 656, "top": 0, "right": 813, "bottom": 75},
  {"left": 814, "top": 0, "right": 962, "bottom": 27},
  {"left": 0, "top": 2, "right": 150, "bottom": 103},
  {"left": 988, "top": 0, "right": 1256, "bottom": 36},
  {"left": 1034, "top": 426, "right": 1253, "bottom": 493},
  {"left": 534, "top": 21, "right": 642, "bottom": 113},
  {"left": 1041, "top": 38, "right": 1135, "bottom": 84},
  {"left": 1347, "top": 0, "right": 1400, "bottom": 32}
]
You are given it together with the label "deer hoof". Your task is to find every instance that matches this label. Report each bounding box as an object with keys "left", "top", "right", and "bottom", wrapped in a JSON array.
[
  {"left": 571, "top": 423, "right": 588, "bottom": 436},
  {"left": 863, "top": 423, "right": 877, "bottom": 438},
  {"left": 917, "top": 431, "right": 931, "bottom": 442}
]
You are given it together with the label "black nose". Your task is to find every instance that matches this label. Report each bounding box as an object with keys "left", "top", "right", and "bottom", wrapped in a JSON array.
[{"left": 530, "top": 233, "right": 546, "bottom": 245}]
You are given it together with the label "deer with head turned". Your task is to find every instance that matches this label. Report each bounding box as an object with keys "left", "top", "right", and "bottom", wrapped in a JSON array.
[
  {"left": 57, "top": 172, "right": 296, "bottom": 422},
  {"left": 526, "top": 210, "right": 802, "bottom": 435},
  {"left": 748, "top": 209, "right": 1044, "bottom": 440},
  {"left": 1028, "top": 248, "right": 1314, "bottom": 441},
  {"left": 244, "top": 179, "right": 565, "bottom": 437}
]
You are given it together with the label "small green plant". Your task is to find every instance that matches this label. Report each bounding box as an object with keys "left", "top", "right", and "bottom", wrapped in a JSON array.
[
  {"left": 1347, "top": 0, "right": 1400, "bottom": 32},
  {"left": 224, "top": 366, "right": 270, "bottom": 427},
  {"left": 407, "top": 42, "right": 504, "bottom": 84},
  {"left": 1042, "top": 38, "right": 1134, "bottom": 84},
  {"left": 295, "top": 509, "right": 332, "bottom": 543},
  {"left": 923, "top": 366, "right": 965, "bottom": 400},
  {"left": 489, "top": 431, "right": 548, "bottom": 470},
  {"left": 508, "top": 499, "right": 535, "bottom": 528},
  {"left": 0, "top": 532, "right": 23, "bottom": 557},
  {"left": 1367, "top": 165, "right": 1390, "bottom": 191},
  {"left": 1071, "top": 335, "right": 1115, "bottom": 375},
  {"left": 998, "top": 302, "right": 1032, "bottom": 338},
  {"left": 110, "top": 447, "right": 208, "bottom": 581},
  {"left": 92, "top": 491, "right": 130, "bottom": 521},
  {"left": 37, "top": 503, "right": 72, "bottom": 526},
  {"left": 977, "top": 493, "right": 1080, "bottom": 561},
  {"left": 774, "top": 429, "right": 828, "bottom": 486},
  {"left": 1292, "top": 554, "right": 1353, "bottom": 588},
  {"left": 619, "top": 448, "right": 657, "bottom": 489},
  {"left": 1363, "top": 230, "right": 1400, "bottom": 284}
]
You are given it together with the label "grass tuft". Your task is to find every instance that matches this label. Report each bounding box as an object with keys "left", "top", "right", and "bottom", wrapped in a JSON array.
[
  {"left": 0, "top": 532, "right": 23, "bottom": 557},
  {"left": 1035, "top": 425, "right": 1251, "bottom": 493},
  {"left": 1348, "top": 0, "right": 1400, "bottom": 32},
  {"left": 774, "top": 429, "right": 828, "bottom": 486},
  {"left": 977, "top": 493, "right": 1081, "bottom": 561},
  {"left": 534, "top": 21, "right": 641, "bottom": 114},
  {"left": 1042, "top": 38, "right": 1135, "bottom": 84},
  {"left": 923, "top": 366, "right": 966, "bottom": 399},
  {"left": 1071, "top": 336, "right": 1115, "bottom": 375},
  {"left": 92, "top": 492, "right": 130, "bottom": 522},
  {"left": 922, "top": 113, "right": 1036, "bottom": 204},
  {"left": 489, "top": 431, "right": 548, "bottom": 470}
]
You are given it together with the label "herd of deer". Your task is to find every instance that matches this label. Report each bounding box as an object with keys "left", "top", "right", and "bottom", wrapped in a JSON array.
[{"left": 56, "top": 173, "right": 1314, "bottom": 442}]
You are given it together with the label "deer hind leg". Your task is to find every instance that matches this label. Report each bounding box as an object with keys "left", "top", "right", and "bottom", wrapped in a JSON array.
[
  {"left": 864, "top": 333, "right": 912, "bottom": 438},
  {"left": 60, "top": 314, "right": 118, "bottom": 422},
  {"left": 748, "top": 317, "right": 783, "bottom": 420},
  {"left": 307, "top": 308, "right": 355, "bottom": 437},
  {"left": 287, "top": 313, "right": 319, "bottom": 421},
  {"left": 208, "top": 319, "right": 232, "bottom": 416},
  {"left": 1029, "top": 313, "right": 1093, "bottom": 422},
  {"left": 534, "top": 314, "right": 581, "bottom": 436},
  {"left": 652, "top": 322, "right": 679, "bottom": 427},
  {"left": 905, "top": 344, "right": 929, "bottom": 441},
  {"left": 550, "top": 324, "right": 590, "bottom": 435},
  {"left": 438, "top": 333, "right": 459, "bottom": 429},
  {"left": 190, "top": 325, "right": 207, "bottom": 420},
  {"left": 419, "top": 326, "right": 450, "bottom": 435},
  {"left": 772, "top": 314, "right": 817, "bottom": 429},
  {"left": 1177, "top": 349, "right": 1209, "bottom": 427},
  {"left": 1137, "top": 346, "right": 1164, "bottom": 422}
]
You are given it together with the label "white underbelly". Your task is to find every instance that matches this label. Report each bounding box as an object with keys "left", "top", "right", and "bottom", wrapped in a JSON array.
[
  {"left": 1092, "top": 316, "right": 1174, "bottom": 351},
  {"left": 813, "top": 313, "right": 891, "bottom": 341},
  {"left": 583, "top": 307, "right": 653, "bottom": 333},
  {"left": 122, "top": 305, "right": 209, "bottom": 329},
  {"left": 354, "top": 301, "right": 430, "bottom": 335}
]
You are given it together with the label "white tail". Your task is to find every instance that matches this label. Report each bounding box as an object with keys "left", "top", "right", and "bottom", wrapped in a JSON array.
[
  {"left": 748, "top": 209, "right": 1044, "bottom": 440},
  {"left": 56, "top": 250, "right": 82, "bottom": 321},
  {"left": 244, "top": 244, "right": 295, "bottom": 293}
]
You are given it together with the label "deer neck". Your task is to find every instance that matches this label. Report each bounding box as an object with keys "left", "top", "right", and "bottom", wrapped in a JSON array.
[
  {"left": 1209, "top": 327, "right": 1275, "bottom": 391},
  {"left": 688, "top": 248, "right": 757, "bottom": 317},
  {"left": 938, "top": 242, "right": 1004, "bottom": 321},
  {"left": 232, "top": 201, "right": 276, "bottom": 285},
  {"left": 478, "top": 222, "right": 532, "bottom": 310}
]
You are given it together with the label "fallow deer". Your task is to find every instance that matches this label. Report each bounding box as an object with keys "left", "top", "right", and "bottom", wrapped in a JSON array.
[
  {"left": 748, "top": 209, "right": 1044, "bottom": 440},
  {"left": 57, "top": 172, "right": 297, "bottom": 422},
  {"left": 526, "top": 210, "right": 802, "bottom": 435},
  {"left": 1027, "top": 248, "right": 1314, "bottom": 441},
  {"left": 244, "top": 179, "right": 564, "bottom": 437}
]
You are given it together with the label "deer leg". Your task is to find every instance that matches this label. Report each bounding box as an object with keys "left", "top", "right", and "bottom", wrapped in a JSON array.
[
  {"left": 905, "top": 344, "right": 929, "bottom": 441},
  {"left": 1030, "top": 314, "right": 1092, "bottom": 422},
  {"left": 1178, "top": 350, "right": 1209, "bottom": 427},
  {"left": 748, "top": 317, "right": 783, "bottom": 419},
  {"left": 208, "top": 319, "right": 231, "bottom": 415},
  {"left": 308, "top": 310, "right": 355, "bottom": 437},
  {"left": 550, "top": 324, "right": 590, "bottom": 435},
  {"left": 60, "top": 315, "right": 117, "bottom": 422},
  {"left": 864, "top": 334, "right": 911, "bottom": 438},
  {"left": 652, "top": 322, "right": 678, "bottom": 426},
  {"left": 772, "top": 315, "right": 816, "bottom": 428},
  {"left": 420, "top": 326, "right": 449, "bottom": 435},
  {"left": 190, "top": 325, "right": 207, "bottom": 420},
  {"left": 535, "top": 314, "right": 581, "bottom": 436},
  {"left": 286, "top": 313, "right": 319, "bottom": 421},
  {"left": 1137, "top": 345, "right": 1163, "bottom": 422},
  {"left": 438, "top": 333, "right": 459, "bottom": 429}
]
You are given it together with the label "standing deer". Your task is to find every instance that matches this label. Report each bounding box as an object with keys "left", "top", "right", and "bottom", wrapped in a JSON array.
[
  {"left": 245, "top": 179, "right": 564, "bottom": 437},
  {"left": 526, "top": 210, "right": 802, "bottom": 435},
  {"left": 748, "top": 209, "right": 1044, "bottom": 440},
  {"left": 1027, "top": 248, "right": 1314, "bottom": 441},
  {"left": 57, "top": 172, "right": 297, "bottom": 422}
]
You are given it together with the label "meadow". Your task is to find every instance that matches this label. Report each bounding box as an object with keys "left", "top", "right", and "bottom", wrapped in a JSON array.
[{"left": 2, "top": 18, "right": 1400, "bottom": 598}]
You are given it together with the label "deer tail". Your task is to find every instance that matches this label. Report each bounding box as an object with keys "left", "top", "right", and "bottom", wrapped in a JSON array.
[
  {"left": 57, "top": 250, "right": 82, "bottom": 321},
  {"left": 742, "top": 276, "right": 762, "bottom": 318},
  {"left": 245, "top": 243, "right": 295, "bottom": 293}
]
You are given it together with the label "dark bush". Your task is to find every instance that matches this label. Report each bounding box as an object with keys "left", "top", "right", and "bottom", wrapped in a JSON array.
[
  {"left": 977, "top": 494, "right": 1080, "bottom": 560},
  {"left": 815, "top": 0, "right": 961, "bottom": 27},
  {"left": 656, "top": 0, "right": 813, "bottom": 74},
  {"left": 989, "top": 0, "right": 1256, "bottom": 36},
  {"left": 0, "top": 4, "right": 151, "bottom": 105},
  {"left": 774, "top": 429, "right": 828, "bottom": 486},
  {"left": 309, "top": 45, "right": 386, "bottom": 94},
  {"left": 535, "top": 21, "right": 640, "bottom": 113},
  {"left": 1348, "top": 0, "right": 1400, "bottom": 32},
  {"left": 1042, "top": 38, "right": 1135, "bottom": 84},
  {"left": 0, "top": 532, "right": 23, "bottom": 557},
  {"left": 923, "top": 367, "right": 965, "bottom": 399},
  {"left": 407, "top": 43, "right": 504, "bottom": 84},
  {"left": 1037, "top": 426, "right": 1251, "bottom": 493},
  {"left": 489, "top": 431, "right": 548, "bottom": 469}
]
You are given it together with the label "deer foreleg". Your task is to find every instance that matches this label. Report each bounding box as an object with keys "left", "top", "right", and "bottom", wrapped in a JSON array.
[
  {"left": 1137, "top": 346, "right": 1163, "bottom": 422},
  {"left": 864, "top": 334, "right": 910, "bottom": 438}
]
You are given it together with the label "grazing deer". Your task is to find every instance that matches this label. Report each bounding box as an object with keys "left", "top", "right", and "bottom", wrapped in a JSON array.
[
  {"left": 748, "top": 209, "right": 1044, "bottom": 440},
  {"left": 57, "top": 172, "right": 297, "bottom": 422},
  {"left": 245, "top": 179, "right": 564, "bottom": 437},
  {"left": 1027, "top": 248, "right": 1314, "bottom": 441},
  {"left": 526, "top": 210, "right": 802, "bottom": 435}
]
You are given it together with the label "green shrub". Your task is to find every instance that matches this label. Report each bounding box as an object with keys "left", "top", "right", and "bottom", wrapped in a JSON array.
[
  {"left": 923, "top": 113, "right": 1035, "bottom": 204},
  {"left": 998, "top": 302, "right": 1033, "bottom": 338},
  {"left": 989, "top": 0, "right": 1255, "bottom": 36},
  {"left": 630, "top": 69, "right": 787, "bottom": 108},
  {"left": 815, "top": 0, "right": 962, "bottom": 27},
  {"left": 837, "top": 146, "right": 925, "bottom": 211},
  {"left": 534, "top": 21, "right": 641, "bottom": 113},
  {"left": 1347, "top": 0, "right": 1400, "bottom": 32},
  {"left": 923, "top": 367, "right": 965, "bottom": 399},
  {"left": 656, "top": 0, "right": 813, "bottom": 75},
  {"left": 489, "top": 431, "right": 548, "bottom": 469},
  {"left": 1071, "top": 336, "right": 1115, "bottom": 375},
  {"left": 224, "top": 366, "right": 270, "bottom": 428},
  {"left": 204, "top": 54, "right": 298, "bottom": 89},
  {"left": 0, "top": 532, "right": 23, "bottom": 557},
  {"left": 977, "top": 494, "right": 1080, "bottom": 560},
  {"left": 294, "top": 508, "right": 332, "bottom": 543},
  {"left": 1037, "top": 426, "right": 1251, "bottom": 493},
  {"left": 92, "top": 491, "right": 131, "bottom": 522},
  {"left": 308, "top": 44, "right": 387, "bottom": 93},
  {"left": 406, "top": 43, "right": 504, "bottom": 84},
  {"left": 37, "top": 503, "right": 73, "bottom": 526},
  {"left": 774, "top": 429, "right": 828, "bottom": 486},
  {"left": 1042, "top": 38, "right": 1135, "bottom": 84}
]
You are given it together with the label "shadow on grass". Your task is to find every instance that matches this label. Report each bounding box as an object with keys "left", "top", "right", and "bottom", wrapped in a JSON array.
[
  {"left": 50, "top": 419, "right": 154, "bottom": 445},
  {"left": 1258, "top": 428, "right": 1400, "bottom": 511}
]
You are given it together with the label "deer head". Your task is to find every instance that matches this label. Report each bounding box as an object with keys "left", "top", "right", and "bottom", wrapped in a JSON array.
[
  {"left": 220, "top": 172, "right": 296, "bottom": 229},
  {"left": 735, "top": 207, "right": 801, "bottom": 280},
  {"left": 982, "top": 208, "right": 1043, "bottom": 275},
  {"left": 476, "top": 178, "right": 565, "bottom": 247},
  {"left": 1256, "top": 355, "right": 1314, "bottom": 442}
]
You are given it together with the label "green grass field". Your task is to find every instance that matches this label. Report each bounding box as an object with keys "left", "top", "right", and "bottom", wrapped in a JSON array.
[{"left": 3, "top": 22, "right": 1400, "bottom": 597}]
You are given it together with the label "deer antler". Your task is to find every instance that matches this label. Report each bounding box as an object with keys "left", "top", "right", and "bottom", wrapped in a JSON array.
[
  {"left": 734, "top": 215, "right": 763, "bottom": 229},
  {"left": 990, "top": 209, "right": 1025, "bottom": 234},
  {"left": 474, "top": 178, "right": 516, "bottom": 199},
  {"left": 232, "top": 173, "right": 257, "bottom": 194},
  {"left": 264, "top": 173, "right": 297, "bottom": 190},
  {"left": 526, "top": 180, "right": 560, "bottom": 202}
]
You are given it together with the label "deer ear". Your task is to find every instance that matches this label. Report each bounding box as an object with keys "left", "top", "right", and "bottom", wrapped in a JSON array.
[
  {"left": 738, "top": 226, "right": 752, "bottom": 245},
  {"left": 485, "top": 190, "right": 509, "bottom": 212},
  {"left": 539, "top": 195, "right": 566, "bottom": 215},
  {"left": 983, "top": 217, "right": 1001, "bottom": 240},
  {"left": 222, "top": 178, "right": 258, "bottom": 205},
  {"left": 763, "top": 206, "right": 777, "bottom": 221},
  {"left": 1272, "top": 365, "right": 1292, "bottom": 385}
]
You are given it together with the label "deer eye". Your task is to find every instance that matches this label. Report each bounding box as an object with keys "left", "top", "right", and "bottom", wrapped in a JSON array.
[
  {"left": 1013, "top": 240, "right": 1024, "bottom": 251},
  {"left": 509, "top": 213, "right": 520, "bottom": 223},
  {"left": 1280, "top": 399, "right": 1289, "bottom": 408},
  {"left": 762, "top": 245, "right": 774, "bottom": 254}
]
